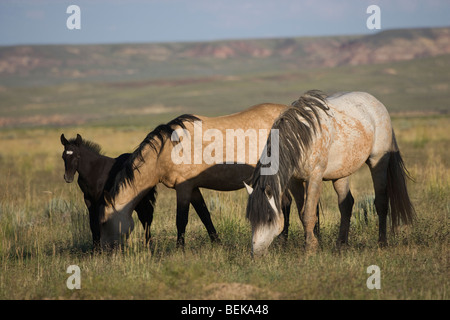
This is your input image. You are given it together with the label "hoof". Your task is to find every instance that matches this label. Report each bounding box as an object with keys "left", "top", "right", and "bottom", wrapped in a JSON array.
[
  {"left": 305, "top": 239, "right": 319, "bottom": 254},
  {"left": 210, "top": 233, "right": 221, "bottom": 244},
  {"left": 377, "top": 240, "right": 388, "bottom": 248}
]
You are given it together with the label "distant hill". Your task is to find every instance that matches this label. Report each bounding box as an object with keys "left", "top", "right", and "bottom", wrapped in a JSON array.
[
  {"left": 0, "top": 27, "right": 449, "bottom": 87},
  {"left": 0, "top": 27, "right": 449, "bottom": 128}
]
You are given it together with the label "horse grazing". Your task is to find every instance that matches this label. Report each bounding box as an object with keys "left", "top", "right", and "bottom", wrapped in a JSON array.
[
  {"left": 98, "top": 104, "right": 294, "bottom": 248},
  {"left": 60, "top": 134, "right": 156, "bottom": 248},
  {"left": 245, "top": 90, "right": 416, "bottom": 256}
]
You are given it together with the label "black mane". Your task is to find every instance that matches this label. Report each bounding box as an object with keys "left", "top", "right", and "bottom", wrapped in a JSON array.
[
  {"left": 68, "top": 137, "right": 103, "bottom": 155},
  {"left": 108, "top": 114, "right": 200, "bottom": 199},
  {"left": 246, "top": 90, "right": 329, "bottom": 227}
]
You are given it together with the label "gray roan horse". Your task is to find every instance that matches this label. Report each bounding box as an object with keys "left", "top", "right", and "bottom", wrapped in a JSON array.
[{"left": 245, "top": 90, "right": 416, "bottom": 256}]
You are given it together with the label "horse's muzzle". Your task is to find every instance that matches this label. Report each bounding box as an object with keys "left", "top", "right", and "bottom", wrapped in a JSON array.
[{"left": 64, "top": 174, "right": 74, "bottom": 183}]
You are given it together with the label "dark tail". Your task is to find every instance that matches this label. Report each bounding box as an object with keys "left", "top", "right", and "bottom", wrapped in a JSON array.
[{"left": 387, "top": 133, "right": 416, "bottom": 229}]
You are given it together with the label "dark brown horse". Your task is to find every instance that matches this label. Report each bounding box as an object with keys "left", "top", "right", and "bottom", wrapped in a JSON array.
[{"left": 60, "top": 134, "right": 156, "bottom": 248}]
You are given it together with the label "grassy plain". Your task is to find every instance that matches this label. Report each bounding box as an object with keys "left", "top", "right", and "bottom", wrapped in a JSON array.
[
  {"left": 1, "top": 54, "right": 449, "bottom": 128},
  {"left": 0, "top": 33, "right": 449, "bottom": 299},
  {"left": 0, "top": 115, "right": 448, "bottom": 300}
]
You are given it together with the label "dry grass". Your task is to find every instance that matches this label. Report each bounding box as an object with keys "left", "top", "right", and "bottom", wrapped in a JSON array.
[{"left": 0, "top": 116, "right": 448, "bottom": 300}]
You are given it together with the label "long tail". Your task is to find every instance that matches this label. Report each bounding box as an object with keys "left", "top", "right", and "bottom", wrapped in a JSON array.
[{"left": 387, "top": 132, "right": 416, "bottom": 229}]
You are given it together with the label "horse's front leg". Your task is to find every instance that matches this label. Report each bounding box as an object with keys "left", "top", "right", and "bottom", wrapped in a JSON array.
[
  {"left": 279, "top": 191, "right": 292, "bottom": 244},
  {"left": 175, "top": 186, "right": 192, "bottom": 249},
  {"left": 303, "top": 174, "right": 323, "bottom": 253},
  {"left": 332, "top": 177, "right": 354, "bottom": 246},
  {"left": 134, "top": 194, "right": 154, "bottom": 246},
  {"left": 85, "top": 198, "right": 101, "bottom": 250}
]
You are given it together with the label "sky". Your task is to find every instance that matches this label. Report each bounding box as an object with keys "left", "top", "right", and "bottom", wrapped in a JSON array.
[{"left": 0, "top": 0, "right": 449, "bottom": 46}]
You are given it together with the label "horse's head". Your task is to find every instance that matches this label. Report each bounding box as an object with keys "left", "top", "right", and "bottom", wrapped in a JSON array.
[
  {"left": 244, "top": 181, "right": 284, "bottom": 257},
  {"left": 98, "top": 191, "right": 135, "bottom": 249},
  {"left": 60, "top": 134, "right": 82, "bottom": 183}
]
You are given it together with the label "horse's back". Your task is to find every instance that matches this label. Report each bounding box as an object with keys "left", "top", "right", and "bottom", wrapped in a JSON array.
[
  {"left": 327, "top": 91, "right": 390, "bottom": 126},
  {"left": 328, "top": 91, "right": 393, "bottom": 151},
  {"left": 322, "top": 92, "right": 394, "bottom": 179},
  {"left": 196, "top": 103, "right": 288, "bottom": 131}
]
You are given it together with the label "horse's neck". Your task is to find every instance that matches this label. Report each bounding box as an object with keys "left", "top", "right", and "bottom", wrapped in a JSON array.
[
  {"left": 135, "top": 146, "right": 161, "bottom": 190},
  {"left": 77, "top": 147, "right": 113, "bottom": 183},
  {"left": 117, "top": 146, "right": 161, "bottom": 206}
]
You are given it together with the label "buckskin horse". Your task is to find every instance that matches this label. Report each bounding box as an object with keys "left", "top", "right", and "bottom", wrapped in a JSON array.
[{"left": 98, "top": 103, "right": 295, "bottom": 248}]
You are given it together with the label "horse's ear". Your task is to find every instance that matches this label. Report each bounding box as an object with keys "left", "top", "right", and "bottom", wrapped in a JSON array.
[
  {"left": 60, "top": 134, "right": 69, "bottom": 146},
  {"left": 264, "top": 184, "right": 277, "bottom": 213},
  {"left": 264, "top": 184, "right": 273, "bottom": 199},
  {"left": 243, "top": 181, "right": 253, "bottom": 195},
  {"left": 75, "top": 134, "right": 82, "bottom": 146}
]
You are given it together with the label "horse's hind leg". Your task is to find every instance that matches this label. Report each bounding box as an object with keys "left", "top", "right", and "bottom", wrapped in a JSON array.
[
  {"left": 332, "top": 177, "right": 354, "bottom": 246},
  {"left": 190, "top": 187, "right": 219, "bottom": 243},
  {"left": 367, "top": 154, "right": 390, "bottom": 246}
]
